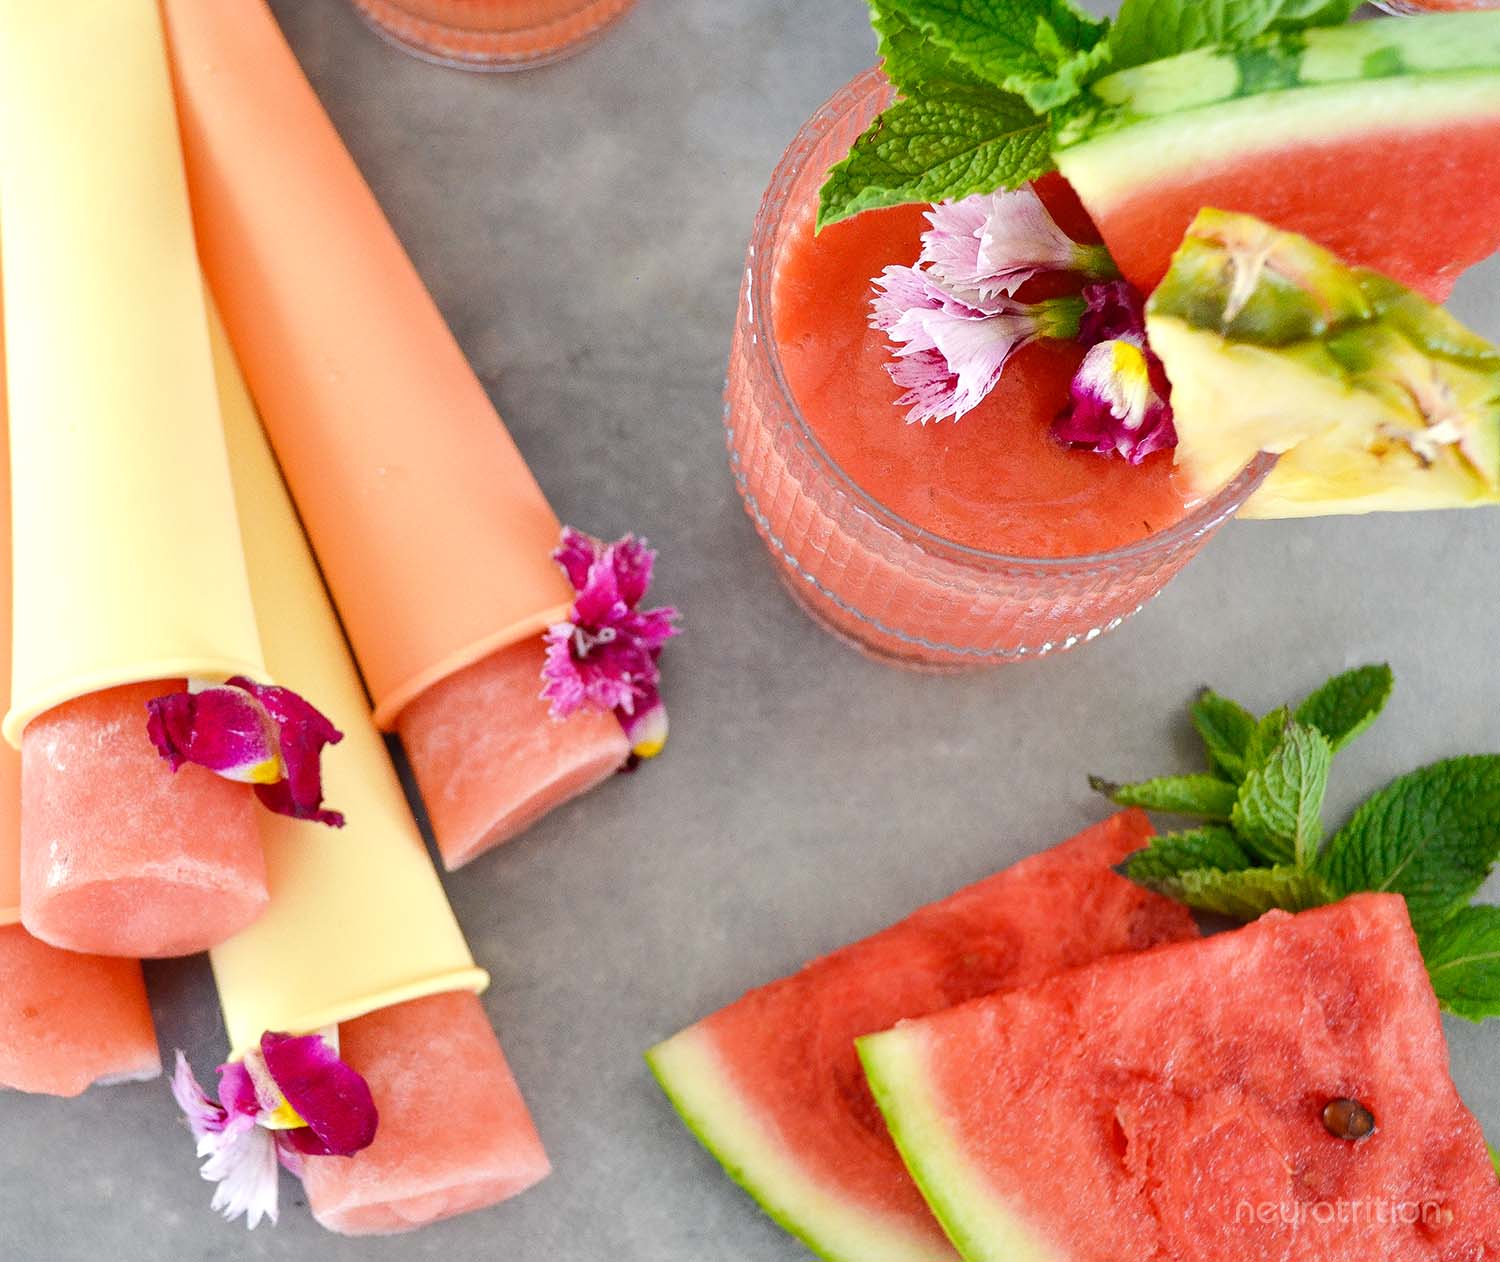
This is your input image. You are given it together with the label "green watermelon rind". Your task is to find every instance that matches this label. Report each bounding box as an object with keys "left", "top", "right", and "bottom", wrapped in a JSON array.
[
  {"left": 645, "top": 1026, "right": 959, "bottom": 1262},
  {"left": 1057, "top": 13, "right": 1500, "bottom": 150},
  {"left": 856, "top": 1028, "right": 1059, "bottom": 1262},
  {"left": 1056, "top": 72, "right": 1500, "bottom": 220}
]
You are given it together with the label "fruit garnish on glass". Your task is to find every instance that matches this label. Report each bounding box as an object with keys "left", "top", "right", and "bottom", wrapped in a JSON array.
[{"left": 724, "top": 1, "right": 1500, "bottom": 668}]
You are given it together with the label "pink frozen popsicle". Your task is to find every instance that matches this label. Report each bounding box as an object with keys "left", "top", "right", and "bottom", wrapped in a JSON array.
[
  {"left": 301, "top": 990, "right": 551, "bottom": 1235},
  {"left": 0, "top": 924, "right": 160, "bottom": 1096},
  {"left": 397, "top": 642, "right": 627, "bottom": 869},
  {"left": 20, "top": 682, "right": 267, "bottom": 958}
]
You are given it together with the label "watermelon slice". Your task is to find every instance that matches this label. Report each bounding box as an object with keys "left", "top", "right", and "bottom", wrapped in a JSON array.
[
  {"left": 1054, "top": 14, "right": 1500, "bottom": 302},
  {"left": 645, "top": 812, "right": 1199, "bottom": 1262},
  {"left": 860, "top": 893, "right": 1500, "bottom": 1262}
]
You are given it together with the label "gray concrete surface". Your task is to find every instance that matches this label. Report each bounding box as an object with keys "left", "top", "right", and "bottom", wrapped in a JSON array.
[{"left": 1, "top": 1, "right": 1496, "bottom": 1258}]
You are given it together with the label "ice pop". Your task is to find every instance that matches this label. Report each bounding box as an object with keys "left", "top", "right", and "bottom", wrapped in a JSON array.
[
  {"left": 205, "top": 306, "right": 548, "bottom": 1231},
  {"left": 162, "top": 0, "right": 631, "bottom": 869},
  {"left": 300, "top": 991, "right": 551, "bottom": 1235},
  {"left": 0, "top": 298, "right": 161, "bottom": 1095},
  {"left": 0, "top": 0, "right": 269, "bottom": 955}
]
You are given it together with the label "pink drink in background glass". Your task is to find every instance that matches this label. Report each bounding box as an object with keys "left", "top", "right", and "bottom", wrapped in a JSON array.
[
  {"left": 724, "top": 70, "right": 1271, "bottom": 670},
  {"left": 349, "top": 0, "right": 636, "bottom": 70}
]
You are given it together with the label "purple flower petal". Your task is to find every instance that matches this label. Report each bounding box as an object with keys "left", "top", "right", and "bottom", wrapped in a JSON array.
[
  {"left": 147, "top": 679, "right": 344, "bottom": 827},
  {"left": 1053, "top": 337, "right": 1178, "bottom": 465},
  {"left": 216, "top": 1059, "right": 261, "bottom": 1119},
  {"left": 259, "top": 1032, "right": 378, "bottom": 1158},
  {"left": 1077, "top": 279, "right": 1148, "bottom": 348},
  {"left": 146, "top": 687, "right": 281, "bottom": 783},
  {"left": 227, "top": 678, "right": 345, "bottom": 828},
  {"left": 172, "top": 1050, "right": 229, "bottom": 1140},
  {"left": 553, "top": 526, "right": 600, "bottom": 593},
  {"left": 543, "top": 530, "right": 680, "bottom": 756}
]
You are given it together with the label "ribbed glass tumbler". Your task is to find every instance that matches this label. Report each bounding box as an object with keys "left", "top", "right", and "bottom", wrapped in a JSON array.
[
  {"left": 724, "top": 69, "right": 1272, "bottom": 670},
  {"left": 349, "top": 0, "right": 636, "bottom": 70}
]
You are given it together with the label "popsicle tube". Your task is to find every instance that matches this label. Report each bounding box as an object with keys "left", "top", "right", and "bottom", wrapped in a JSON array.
[
  {"left": 0, "top": 0, "right": 270, "bottom": 956},
  {"left": 209, "top": 310, "right": 546, "bottom": 1230},
  {"left": 0, "top": 310, "right": 161, "bottom": 1096},
  {"left": 207, "top": 307, "right": 487, "bottom": 1057},
  {"left": 162, "top": 0, "right": 631, "bottom": 869}
]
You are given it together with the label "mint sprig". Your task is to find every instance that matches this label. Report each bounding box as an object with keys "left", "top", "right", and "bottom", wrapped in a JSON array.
[
  {"left": 819, "top": 0, "right": 1366, "bottom": 229},
  {"left": 1099, "top": 664, "right": 1500, "bottom": 1022}
]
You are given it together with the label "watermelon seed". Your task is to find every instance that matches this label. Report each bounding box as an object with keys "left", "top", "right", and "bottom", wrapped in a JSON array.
[{"left": 1322, "top": 1098, "right": 1377, "bottom": 1142}]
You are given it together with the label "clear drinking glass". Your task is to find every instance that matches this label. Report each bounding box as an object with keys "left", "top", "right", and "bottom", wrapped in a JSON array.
[
  {"left": 349, "top": 0, "right": 636, "bottom": 71},
  {"left": 724, "top": 69, "right": 1273, "bottom": 670}
]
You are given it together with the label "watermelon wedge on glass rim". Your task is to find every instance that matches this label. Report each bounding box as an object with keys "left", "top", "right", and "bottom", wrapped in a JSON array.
[
  {"left": 645, "top": 812, "right": 1198, "bottom": 1262},
  {"left": 860, "top": 894, "right": 1500, "bottom": 1262},
  {"left": 1054, "top": 13, "right": 1500, "bottom": 302}
]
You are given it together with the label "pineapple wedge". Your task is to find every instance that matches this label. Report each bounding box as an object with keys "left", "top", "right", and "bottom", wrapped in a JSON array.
[{"left": 1147, "top": 209, "right": 1500, "bottom": 519}]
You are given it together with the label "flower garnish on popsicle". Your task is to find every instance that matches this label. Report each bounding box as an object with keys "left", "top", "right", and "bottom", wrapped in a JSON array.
[
  {"left": 146, "top": 678, "right": 345, "bottom": 826},
  {"left": 542, "top": 529, "right": 680, "bottom": 762},
  {"left": 171, "top": 1032, "right": 377, "bottom": 1228}
]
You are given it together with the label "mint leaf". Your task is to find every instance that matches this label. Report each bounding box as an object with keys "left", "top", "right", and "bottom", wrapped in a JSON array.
[
  {"left": 1191, "top": 688, "right": 1257, "bottom": 782},
  {"left": 873, "top": 0, "right": 991, "bottom": 94},
  {"left": 1320, "top": 756, "right": 1500, "bottom": 932},
  {"left": 1243, "top": 705, "right": 1291, "bottom": 774},
  {"left": 817, "top": 87, "right": 1051, "bottom": 229},
  {"left": 1420, "top": 905, "right": 1500, "bottom": 1023},
  {"left": 1295, "top": 663, "right": 1393, "bottom": 755},
  {"left": 882, "top": 0, "right": 1110, "bottom": 112},
  {"left": 1231, "top": 722, "right": 1332, "bottom": 868},
  {"left": 1125, "top": 826, "right": 1253, "bottom": 883},
  {"left": 1090, "top": 773, "right": 1237, "bottom": 820},
  {"left": 1108, "top": 0, "right": 1362, "bottom": 72},
  {"left": 1156, "top": 864, "right": 1334, "bottom": 920},
  {"left": 1491, "top": 1145, "right": 1500, "bottom": 1181}
]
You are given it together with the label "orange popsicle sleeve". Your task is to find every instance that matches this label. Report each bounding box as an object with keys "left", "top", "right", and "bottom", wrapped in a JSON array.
[
  {"left": 161, "top": 0, "right": 576, "bottom": 729},
  {"left": 0, "top": 302, "right": 161, "bottom": 1094}
]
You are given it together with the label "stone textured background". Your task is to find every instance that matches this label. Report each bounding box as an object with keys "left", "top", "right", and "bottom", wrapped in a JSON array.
[{"left": 2, "top": 1, "right": 1496, "bottom": 1258}]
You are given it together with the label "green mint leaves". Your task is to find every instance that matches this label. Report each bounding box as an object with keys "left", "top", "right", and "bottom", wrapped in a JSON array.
[
  {"left": 1097, "top": 664, "right": 1500, "bottom": 1022},
  {"left": 1319, "top": 757, "right": 1500, "bottom": 934},
  {"left": 817, "top": 87, "right": 1052, "bottom": 229},
  {"left": 1421, "top": 906, "right": 1500, "bottom": 1024},
  {"left": 818, "top": 0, "right": 1365, "bottom": 229}
]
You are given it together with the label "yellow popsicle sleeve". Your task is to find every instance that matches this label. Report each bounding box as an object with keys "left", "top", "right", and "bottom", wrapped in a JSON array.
[
  {"left": 0, "top": 0, "right": 266, "bottom": 747},
  {"left": 0, "top": 287, "right": 19, "bottom": 926},
  {"left": 206, "top": 305, "right": 487, "bottom": 1059}
]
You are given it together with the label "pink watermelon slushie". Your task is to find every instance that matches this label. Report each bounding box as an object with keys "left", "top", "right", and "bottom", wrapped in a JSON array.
[{"left": 725, "top": 71, "right": 1270, "bottom": 669}]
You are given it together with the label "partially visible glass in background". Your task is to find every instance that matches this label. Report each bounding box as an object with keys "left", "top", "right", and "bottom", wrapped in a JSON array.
[{"left": 350, "top": 0, "right": 636, "bottom": 70}]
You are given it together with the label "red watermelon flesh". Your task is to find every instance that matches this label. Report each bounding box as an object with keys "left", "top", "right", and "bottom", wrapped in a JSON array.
[
  {"left": 646, "top": 812, "right": 1199, "bottom": 1262},
  {"left": 860, "top": 893, "right": 1500, "bottom": 1262},
  {"left": 1088, "top": 121, "right": 1500, "bottom": 302},
  {"left": 1055, "top": 15, "right": 1500, "bottom": 302}
]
